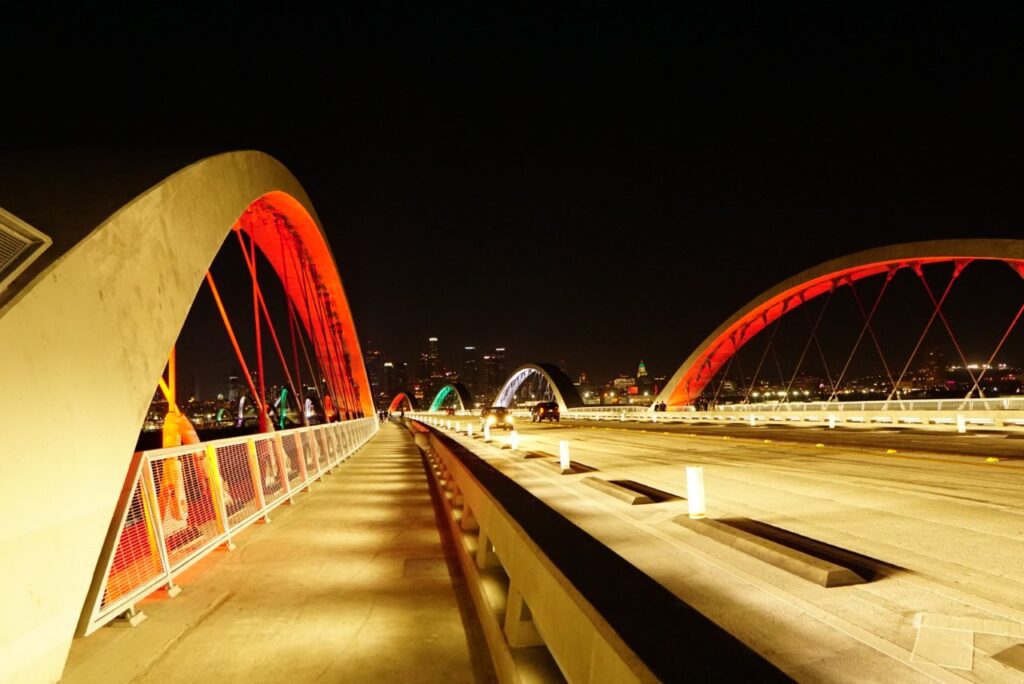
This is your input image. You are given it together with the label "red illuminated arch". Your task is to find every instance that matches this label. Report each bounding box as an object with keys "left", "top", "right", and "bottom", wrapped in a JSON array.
[
  {"left": 237, "top": 193, "right": 373, "bottom": 418},
  {"left": 388, "top": 392, "right": 418, "bottom": 412},
  {"left": 656, "top": 239, "right": 1024, "bottom": 408}
]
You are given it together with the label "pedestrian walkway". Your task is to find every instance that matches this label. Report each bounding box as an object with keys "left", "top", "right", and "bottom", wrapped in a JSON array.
[{"left": 61, "top": 423, "right": 495, "bottom": 683}]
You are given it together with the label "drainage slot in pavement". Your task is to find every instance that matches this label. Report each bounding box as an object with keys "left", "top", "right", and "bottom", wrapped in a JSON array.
[
  {"left": 674, "top": 517, "right": 897, "bottom": 587},
  {"left": 607, "top": 480, "right": 681, "bottom": 503}
]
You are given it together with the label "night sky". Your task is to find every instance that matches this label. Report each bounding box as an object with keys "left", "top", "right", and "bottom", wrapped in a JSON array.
[{"left": 3, "top": 7, "right": 1023, "bottom": 388}]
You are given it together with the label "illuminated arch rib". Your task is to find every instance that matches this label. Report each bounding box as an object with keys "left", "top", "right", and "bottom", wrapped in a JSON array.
[
  {"left": 656, "top": 239, "right": 1024, "bottom": 408},
  {"left": 494, "top": 362, "right": 584, "bottom": 412},
  {"left": 0, "top": 151, "right": 375, "bottom": 681},
  {"left": 429, "top": 383, "right": 473, "bottom": 412},
  {"left": 388, "top": 392, "right": 419, "bottom": 412}
]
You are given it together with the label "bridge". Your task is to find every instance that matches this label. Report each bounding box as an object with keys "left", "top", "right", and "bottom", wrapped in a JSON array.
[{"left": 2, "top": 153, "right": 1023, "bottom": 682}]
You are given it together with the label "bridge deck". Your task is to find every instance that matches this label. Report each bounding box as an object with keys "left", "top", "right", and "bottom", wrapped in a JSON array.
[{"left": 61, "top": 423, "right": 494, "bottom": 683}]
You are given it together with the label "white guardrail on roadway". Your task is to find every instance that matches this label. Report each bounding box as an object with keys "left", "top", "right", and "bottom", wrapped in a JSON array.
[
  {"left": 414, "top": 396, "right": 1024, "bottom": 432},
  {"left": 77, "top": 417, "right": 378, "bottom": 637}
]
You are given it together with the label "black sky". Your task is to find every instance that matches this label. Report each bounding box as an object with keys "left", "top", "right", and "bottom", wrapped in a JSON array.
[{"left": 2, "top": 6, "right": 1023, "bottom": 386}]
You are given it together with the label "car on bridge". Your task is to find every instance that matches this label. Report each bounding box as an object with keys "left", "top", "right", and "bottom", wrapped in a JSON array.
[
  {"left": 480, "top": 406, "right": 514, "bottom": 430},
  {"left": 530, "top": 401, "right": 560, "bottom": 422}
]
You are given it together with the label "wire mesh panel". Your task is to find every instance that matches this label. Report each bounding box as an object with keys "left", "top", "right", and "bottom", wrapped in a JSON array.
[
  {"left": 300, "top": 430, "right": 319, "bottom": 473},
  {"left": 215, "top": 442, "right": 261, "bottom": 528},
  {"left": 149, "top": 450, "right": 223, "bottom": 570},
  {"left": 98, "top": 474, "right": 165, "bottom": 612},
  {"left": 338, "top": 423, "right": 351, "bottom": 459},
  {"left": 315, "top": 427, "right": 333, "bottom": 468},
  {"left": 255, "top": 436, "right": 286, "bottom": 505},
  {"left": 282, "top": 433, "right": 304, "bottom": 488}
]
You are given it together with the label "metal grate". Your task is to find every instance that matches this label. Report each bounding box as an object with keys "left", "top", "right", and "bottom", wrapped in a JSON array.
[
  {"left": 315, "top": 428, "right": 332, "bottom": 467},
  {"left": 215, "top": 443, "right": 260, "bottom": 527},
  {"left": 0, "top": 208, "right": 51, "bottom": 292},
  {"left": 0, "top": 230, "right": 29, "bottom": 271},
  {"left": 300, "top": 431, "right": 318, "bottom": 472},
  {"left": 255, "top": 437, "right": 286, "bottom": 504},
  {"left": 149, "top": 451, "right": 221, "bottom": 570},
  {"left": 282, "top": 434, "right": 303, "bottom": 487},
  {"left": 100, "top": 477, "right": 164, "bottom": 609}
]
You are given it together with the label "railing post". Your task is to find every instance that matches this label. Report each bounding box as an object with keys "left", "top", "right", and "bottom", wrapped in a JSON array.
[
  {"left": 274, "top": 434, "right": 295, "bottom": 504},
  {"left": 141, "top": 456, "right": 180, "bottom": 596},
  {"left": 204, "top": 445, "right": 236, "bottom": 550},
  {"left": 292, "top": 432, "right": 311, "bottom": 490},
  {"left": 246, "top": 438, "right": 271, "bottom": 522}
]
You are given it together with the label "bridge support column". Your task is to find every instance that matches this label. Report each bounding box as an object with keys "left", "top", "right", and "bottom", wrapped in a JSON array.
[
  {"left": 504, "top": 581, "right": 544, "bottom": 648},
  {"left": 476, "top": 530, "right": 500, "bottom": 569},
  {"left": 461, "top": 505, "right": 479, "bottom": 532}
]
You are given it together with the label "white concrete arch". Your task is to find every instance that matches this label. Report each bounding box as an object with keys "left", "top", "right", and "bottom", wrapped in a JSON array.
[
  {"left": 0, "top": 151, "right": 372, "bottom": 682},
  {"left": 493, "top": 362, "right": 584, "bottom": 412}
]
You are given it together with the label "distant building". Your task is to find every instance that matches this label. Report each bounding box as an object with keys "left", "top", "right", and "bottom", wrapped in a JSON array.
[
  {"left": 363, "top": 343, "right": 383, "bottom": 408},
  {"left": 481, "top": 346, "right": 508, "bottom": 403},
  {"left": 462, "top": 346, "right": 479, "bottom": 395}
]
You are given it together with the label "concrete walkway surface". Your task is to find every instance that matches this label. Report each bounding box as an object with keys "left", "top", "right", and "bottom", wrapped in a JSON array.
[{"left": 61, "top": 423, "right": 495, "bottom": 683}]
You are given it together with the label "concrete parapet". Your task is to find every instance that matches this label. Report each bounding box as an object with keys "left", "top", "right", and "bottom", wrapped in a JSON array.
[{"left": 413, "top": 418, "right": 786, "bottom": 683}]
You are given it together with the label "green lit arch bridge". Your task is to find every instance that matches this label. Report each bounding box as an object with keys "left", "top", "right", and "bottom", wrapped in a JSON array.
[{"left": 4, "top": 152, "right": 1024, "bottom": 683}]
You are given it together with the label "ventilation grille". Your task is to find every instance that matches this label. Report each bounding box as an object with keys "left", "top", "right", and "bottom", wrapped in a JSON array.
[
  {"left": 0, "top": 227, "right": 32, "bottom": 276},
  {"left": 0, "top": 208, "right": 51, "bottom": 296}
]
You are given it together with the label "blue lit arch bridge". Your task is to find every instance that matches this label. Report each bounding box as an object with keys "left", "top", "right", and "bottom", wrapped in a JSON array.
[{"left": 3, "top": 154, "right": 1024, "bottom": 683}]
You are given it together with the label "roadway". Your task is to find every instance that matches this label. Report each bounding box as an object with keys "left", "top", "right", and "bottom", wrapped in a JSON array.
[{"left": 430, "top": 415, "right": 1024, "bottom": 681}]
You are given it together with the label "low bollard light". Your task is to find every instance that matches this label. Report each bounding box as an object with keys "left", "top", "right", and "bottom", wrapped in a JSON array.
[
  {"left": 749, "top": 415, "right": 756, "bottom": 427},
  {"left": 510, "top": 430, "right": 519, "bottom": 450},
  {"left": 483, "top": 424, "right": 491, "bottom": 442},
  {"left": 446, "top": 420, "right": 452, "bottom": 430},
  {"left": 828, "top": 414, "right": 836, "bottom": 429},
  {"left": 957, "top": 414, "right": 967, "bottom": 434},
  {"left": 456, "top": 422, "right": 462, "bottom": 433},
  {"left": 559, "top": 440, "right": 570, "bottom": 470},
  {"left": 467, "top": 423, "right": 473, "bottom": 437},
  {"left": 620, "top": 412, "right": 625, "bottom": 422},
  {"left": 686, "top": 466, "right": 706, "bottom": 519}
]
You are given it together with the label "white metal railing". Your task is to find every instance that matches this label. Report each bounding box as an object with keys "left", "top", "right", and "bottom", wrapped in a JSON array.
[
  {"left": 77, "top": 417, "right": 378, "bottom": 636},
  {"left": 708, "top": 397, "right": 1024, "bottom": 412}
]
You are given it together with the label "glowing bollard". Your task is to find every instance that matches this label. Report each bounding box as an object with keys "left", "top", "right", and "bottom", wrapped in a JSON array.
[
  {"left": 748, "top": 415, "right": 756, "bottom": 427},
  {"left": 510, "top": 430, "right": 519, "bottom": 450},
  {"left": 483, "top": 424, "right": 491, "bottom": 442},
  {"left": 455, "top": 422, "right": 462, "bottom": 433},
  {"left": 652, "top": 413, "right": 658, "bottom": 423},
  {"left": 957, "top": 414, "right": 967, "bottom": 434},
  {"left": 620, "top": 412, "right": 626, "bottom": 422},
  {"left": 828, "top": 414, "right": 836, "bottom": 429},
  {"left": 686, "top": 466, "right": 706, "bottom": 519},
  {"left": 559, "top": 440, "right": 570, "bottom": 470},
  {"left": 467, "top": 423, "right": 473, "bottom": 437},
  {"left": 446, "top": 420, "right": 452, "bottom": 430}
]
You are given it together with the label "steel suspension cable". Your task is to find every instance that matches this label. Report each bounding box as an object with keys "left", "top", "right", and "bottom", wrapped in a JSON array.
[
  {"left": 743, "top": 317, "right": 783, "bottom": 403},
  {"left": 243, "top": 230, "right": 269, "bottom": 431},
  {"left": 784, "top": 289, "right": 834, "bottom": 401},
  {"left": 847, "top": 272, "right": 899, "bottom": 398},
  {"left": 802, "top": 289, "right": 838, "bottom": 398},
  {"left": 965, "top": 265, "right": 1024, "bottom": 396},
  {"left": 298, "top": 259, "right": 348, "bottom": 417},
  {"left": 289, "top": 236, "right": 345, "bottom": 418},
  {"left": 234, "top": 228, "right": 302, "bottom": 423},
  {"left": 915, "top": 260, "right": 981, "bottom": 395},
  {"left": 887, "top": 264, "right": 960, "bottom": 402},
  {"left": 828, "top": 273, "right": 894, "bottom": 402},
  {"left": 204, "top": 271, "right": 265, "bottom": 417}
]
